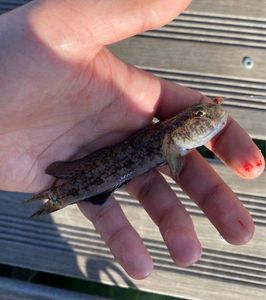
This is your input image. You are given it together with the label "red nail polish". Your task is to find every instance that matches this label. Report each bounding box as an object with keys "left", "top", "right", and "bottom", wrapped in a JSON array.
[
  {"left": 256, "top": 160, "right": 263, "bottom": 167},
  {"left": 236, "top": 158, "right": 264, "bottom": 178},
  {"left": 243, "top": 163, "right": 253, "bottom": 173}
]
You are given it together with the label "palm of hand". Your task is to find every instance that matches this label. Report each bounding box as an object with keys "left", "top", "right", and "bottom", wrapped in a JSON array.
[
  {"left": 0, "top": 0, "right": 264, "bottom": 280},
  {"left": 1, "top": 45, "right": 159, "bottom": 192}
]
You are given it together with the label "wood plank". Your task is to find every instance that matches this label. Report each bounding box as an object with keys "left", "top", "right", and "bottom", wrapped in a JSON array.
[
  {"left": 188, "top": 0, "right": 266, "bottom": 19},
  {"left": 141, "top": 14, "right": 266, "bottom": 49},
  {"left": 0, "top": 1, "right": 265, "bottom": 299},
  {"left": 0, "top": 276, "right": 107, "bottom": 300},
  {"left": 109, "top": 37, "right": 265, "bottom": 139},
  {"left": 108, "top": 0, "right": 266, "bottom": 140},
  {"left": 110, "top": 36, "right": 265, "bottom": 80},
  {"left": 0, "top": 0, "right": 29, "bottom": 14},
  {"left": 0, "top": 162, "right": 265, "bottom": 300},
  {"left": 1, "top": 0, "right": 265, "bottom": 20},
  {"left": 1, "top": 0, "right": 265, "bottom": 139}
]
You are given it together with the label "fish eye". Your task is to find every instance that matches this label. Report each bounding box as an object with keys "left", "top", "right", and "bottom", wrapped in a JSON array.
[{"left": 194, "top": 110, "right": 206, "bottom": 117}]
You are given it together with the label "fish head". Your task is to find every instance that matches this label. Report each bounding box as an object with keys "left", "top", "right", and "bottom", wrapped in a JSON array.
[{"left": 171, "top": 99, "right": 228, "bottom": 151}]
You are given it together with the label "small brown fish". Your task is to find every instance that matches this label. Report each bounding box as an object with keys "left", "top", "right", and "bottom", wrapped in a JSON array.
[{"left": 25, "top": 98, "right": 228, "bottom": 217}]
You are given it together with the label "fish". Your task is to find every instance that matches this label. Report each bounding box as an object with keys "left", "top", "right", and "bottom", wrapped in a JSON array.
[{"left": 25, "top": 97, "right": 228, "bottom": 217}]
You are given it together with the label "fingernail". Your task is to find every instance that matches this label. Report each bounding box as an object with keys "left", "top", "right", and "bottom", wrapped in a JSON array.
[
  {"left": 236, "top": 157, "right": 265, "bottom": 178},
  {"left": 120, "top": 251, "right": 153, "bottom": 279},
  {"left": 165, "top": 228, "right": 201, "bottom": 267}
]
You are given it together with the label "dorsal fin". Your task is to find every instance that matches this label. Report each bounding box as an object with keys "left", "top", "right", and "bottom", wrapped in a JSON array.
[{"left": 45, "top": 161, "right": 83, "bottom": 179}]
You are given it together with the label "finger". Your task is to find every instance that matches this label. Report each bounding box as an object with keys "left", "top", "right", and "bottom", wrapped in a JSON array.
[
  {"left": 125, "top": 169, "right": 201, "bottom": 267},
  {"left": 156, "top": 80, "right": 265, "bottom": 179},
  {"left": 78, "top": 196, "right": 153, "bottom": 279},
  {"left": 161, "top": 150, "right": 255, "bottom": 245},
  {"left": 90, "top": 49, "right": 264, "bottom": 181},
  {"left": 157, "top": 79, "right": 209, "bottom": 118},
  {"left": 207, "top": 118, "right": 265, "bottom": 179}
]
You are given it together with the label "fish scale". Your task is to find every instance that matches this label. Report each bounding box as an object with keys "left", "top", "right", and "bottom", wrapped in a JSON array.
[{"left": 25, "top": 98, "right": 228, "bottom": 217}]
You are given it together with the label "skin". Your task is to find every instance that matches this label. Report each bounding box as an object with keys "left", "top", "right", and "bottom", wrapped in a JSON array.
[
  {"left": 0, "top": 0, "right": 264, "bottom": 280},
  {"left": 27, "top": 102, "right": 227, "bottom": 217}
]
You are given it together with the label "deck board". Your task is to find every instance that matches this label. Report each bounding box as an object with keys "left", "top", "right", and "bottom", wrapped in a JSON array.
[
  {"left": 109, "top": 37, "right": 265, "bottom": 139},
  {"left": 0, "top": 277, "right": 107, "bottom": 300},
  {"left": 0, "top": 162, "right": 265, "bottom": 299},
  {"left": 0, "top": 0, "right": 265, "bottom": 299}
]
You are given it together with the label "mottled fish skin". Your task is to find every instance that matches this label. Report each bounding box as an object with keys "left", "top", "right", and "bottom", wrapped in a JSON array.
[{"left": 25, "top": 98, "right": 228, "bottom": 217}]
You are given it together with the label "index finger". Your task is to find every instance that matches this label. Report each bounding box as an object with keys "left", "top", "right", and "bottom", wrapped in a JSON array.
[{"left": 156, "top": 79, "right": 265, "bottom": 179}]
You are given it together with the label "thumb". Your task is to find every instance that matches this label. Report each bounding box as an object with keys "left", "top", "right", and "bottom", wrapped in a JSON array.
[
  {"left": 87, "top": 0, "right": 192, "bottom": 45},
  {"left": 26, "top": 0, "right": 192, "bottom": 47},
  {"left": 6, "top": 0, "right": 191, "bottom": 63}
]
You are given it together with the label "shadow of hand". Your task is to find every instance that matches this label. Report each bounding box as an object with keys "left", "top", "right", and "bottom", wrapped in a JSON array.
[{"left": 0, "top": 0, "right": 264, "bottom": 280}]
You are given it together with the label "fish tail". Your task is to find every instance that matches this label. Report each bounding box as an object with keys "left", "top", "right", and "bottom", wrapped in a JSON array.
[
  {"left": 29, "top": 200, "right": 62, "bottom": 218},
  {"left": 23, "top": 191, "right": 49, "bottom": 204},
  {"left": 23, "top": 190, "right": 62, "bottom": 218}
]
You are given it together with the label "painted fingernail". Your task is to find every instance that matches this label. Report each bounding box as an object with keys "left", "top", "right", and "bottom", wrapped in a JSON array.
[
  {"left": 235, "top": 154, "right": 265, "bottom": 179},
  {"left": 236, "top": 159, "right": 264, "bottom": 178}
]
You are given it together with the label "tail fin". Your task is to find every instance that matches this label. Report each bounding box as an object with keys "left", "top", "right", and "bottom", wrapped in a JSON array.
[
  {"left": 23, "top": 191, "right": 61, "bottom": 218},
  {"left": 29, "top": 200, "right": 62, "bottom": 218},
  {"left": 23, "top": 191, "right": 49, "bottom": 204}
]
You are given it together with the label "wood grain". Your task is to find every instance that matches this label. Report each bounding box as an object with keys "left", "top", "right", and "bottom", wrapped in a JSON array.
[
  {"left": 0, "top": 162, "right": 265, "bottom": 299},
  {"left": 0, "top": 277, "right": 107, "bottom": 300},
  {"left": 109, "top": 37, "right": 265, "bottom": 139},
  {"left": 0, "top": 0, "right": 265, "bottom": 299}
]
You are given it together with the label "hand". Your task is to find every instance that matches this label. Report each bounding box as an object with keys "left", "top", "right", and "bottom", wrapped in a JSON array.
[{"left": 0, "top": 0, "right": 264, "bottom": 279}]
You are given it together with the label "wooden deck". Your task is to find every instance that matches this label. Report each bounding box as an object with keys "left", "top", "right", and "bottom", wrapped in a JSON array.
[
  {"left": 0, "top": 1, "right": 265, "bottom": 299},
  {"left": 0, "top": 276, "right": 108, "bottom": 300}
]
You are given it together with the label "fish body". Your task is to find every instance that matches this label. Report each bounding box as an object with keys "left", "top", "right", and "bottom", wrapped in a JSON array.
[{"left": 26, "top": 98, "right": 228, "bottom": 217}]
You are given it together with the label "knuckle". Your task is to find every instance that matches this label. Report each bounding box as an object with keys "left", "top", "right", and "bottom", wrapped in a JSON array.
[{"left": 198, "top": 181, "right": 225, "bottom": 210}]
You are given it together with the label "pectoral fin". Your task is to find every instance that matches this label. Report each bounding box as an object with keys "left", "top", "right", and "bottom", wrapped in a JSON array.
[
  {"left": 45, "top": 161, "right": 83, "bottom": 179},
  {"left": 162, "top": 134, "right": 183, "bottom": 180},
  {"left": 83, "top": 191, "right": 112, "bottom": 205},
  {"left": 83, "top": 178, "right": 132, "bottom": 205}
]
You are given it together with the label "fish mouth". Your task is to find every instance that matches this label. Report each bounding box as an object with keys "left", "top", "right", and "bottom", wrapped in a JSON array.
[
  {"left": 196, "top": 109, "right": 228, "bottom": 147},
  {"left": 216, "top": 109, "right": 228, "bottom": 130}
]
